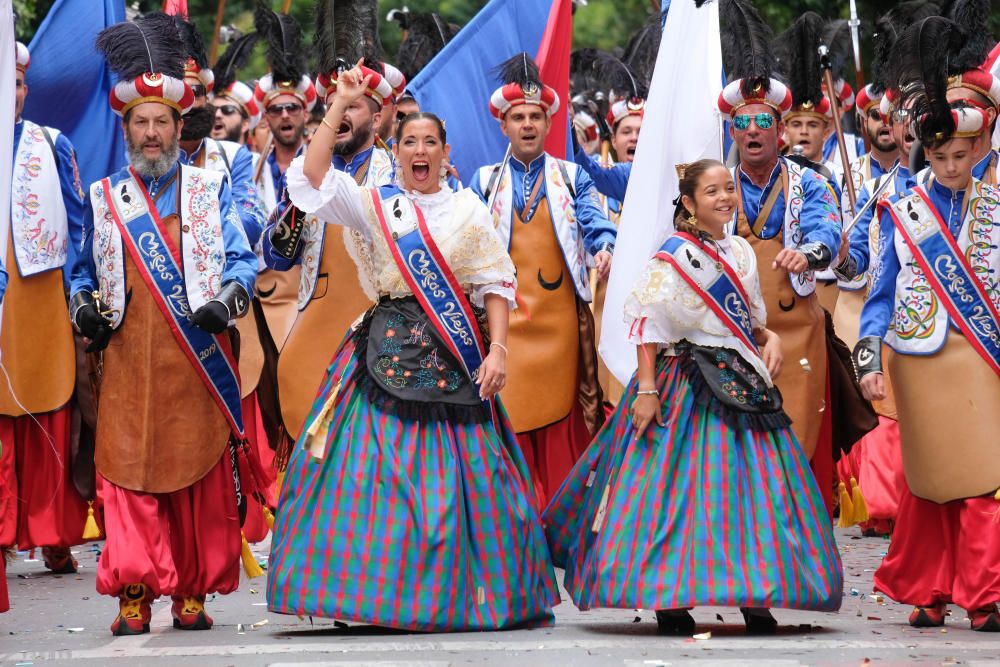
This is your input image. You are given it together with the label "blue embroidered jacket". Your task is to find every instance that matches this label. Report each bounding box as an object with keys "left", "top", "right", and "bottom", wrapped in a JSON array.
[
  {"left": 71, "top": 163, "right": 258, "bottom": 299},
  {"left": 859, "top": 178, "right": 967, "bottom": 340}
]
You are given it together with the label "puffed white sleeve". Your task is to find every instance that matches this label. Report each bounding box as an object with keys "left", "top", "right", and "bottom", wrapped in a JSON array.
[
  {"left": 455, "top": 192, "right": 517, "bottom": 309},
  {"left": 284, "top": 155, "right": 369, "bottom": 237},
  {"left": 623, "top": 257, "right": 692, "bottom": 346}
]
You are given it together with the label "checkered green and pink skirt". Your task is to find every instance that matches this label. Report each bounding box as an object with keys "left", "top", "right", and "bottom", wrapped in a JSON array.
[
  {"left": 267, "top": 329, "right": 559, "bottom": 631},
  {"left": 543, "top": 352, "right": 843, "bottom": 612}
]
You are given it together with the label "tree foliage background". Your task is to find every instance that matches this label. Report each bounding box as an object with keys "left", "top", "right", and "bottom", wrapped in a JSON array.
[{"left": 12, "top": 0, "right": 1000, "bottom": 83}]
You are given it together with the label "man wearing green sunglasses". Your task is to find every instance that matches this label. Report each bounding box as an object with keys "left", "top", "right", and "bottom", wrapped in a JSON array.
[{"left": 719, "top": 76, "right": 844, "bottom": 512}]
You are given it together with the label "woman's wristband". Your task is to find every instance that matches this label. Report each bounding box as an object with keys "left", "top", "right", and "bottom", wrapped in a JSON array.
[
  {"left": 636, "top": 389, "right": 658, "bottom": 396},
  {"left": 490, "top": 342, "right": 508, "bottom": 355}
]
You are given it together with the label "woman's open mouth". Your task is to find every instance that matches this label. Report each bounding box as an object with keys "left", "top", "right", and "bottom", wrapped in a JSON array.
[{"left": 412, "top": 161, "right": 430, "bottom": 182}]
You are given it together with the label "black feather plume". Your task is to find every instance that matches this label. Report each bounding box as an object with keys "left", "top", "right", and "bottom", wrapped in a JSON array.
[
  {"left": 213, "top": 32, "right": 259, "bottom": 93},
  {"left": 894, "top": 17, "right": 965, "bottom": 144},
  {"left": 96, "top": 12, "right": 187, "bottom": 81},
  {"left": 940, "top": 0, "right": 993, "bottom": 73},
  {"left": 871, "top": 0, "right": 941, "bottom": 95},
  {"left": 774, "top": 12, "right": 824, "bottom": 107},
  {"left": 315, "top": 0, "right": 382, "bottom": 76},
  {"left": 174, "top": 16, "right": 209, "bottom": 69},
  {"left": 719, "top": 0, "right": 777, "bottom": 97},
  {"left": 495, "top": 52, "right": 541, "bottom": 87},
  {"left": 621, "top": 13, "right": 660, "bottom": 93},
  {"left": 395, "top": 11, "right": 458, "bottom": 80},
  {"left": 254, "top": 0, "right": 307, "bottom": 84},
  {"left": 821, "top": 18, "right": 854, "bottom": 78},
  {"left": 569, "top": 48, "right": 610, "bottom": 125}
]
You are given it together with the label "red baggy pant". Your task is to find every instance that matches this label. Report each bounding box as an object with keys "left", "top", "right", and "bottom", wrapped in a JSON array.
[
  {"left": 96, "top": 453, "right": 241, "bottom": 599},
  {"left": 0, "top": 407, "right": 89, "bottom": 549},
  {"left": 517, "top": 400, "right": 593, "bottom": 511},
  {"left": 241, "top": 393, "right": 277, "bottom": 544},
  {"left": 874, "top": 486, "right": 1000, "bottom": 611}
]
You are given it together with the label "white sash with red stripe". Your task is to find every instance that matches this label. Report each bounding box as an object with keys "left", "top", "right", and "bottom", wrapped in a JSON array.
[{"left": 886, "top": 186, "right": 1000, "bottom": 377}]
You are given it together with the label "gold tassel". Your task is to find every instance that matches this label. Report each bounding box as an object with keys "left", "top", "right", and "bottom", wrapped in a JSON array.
[
  {"left": 241, "top": 534, "right": 264, "bottom": 578},
  {"left": 837, "top": 481, "right": 855, "bottom": 528},
  {"left": 263, "top": 506, "right": 275, "bottom": 531},
  {"left": 850, "top": 477, "right": 869, "bottom": 523},
  {"left": 304, "top": 381, "right": 342, "bottom": 461},
  {"left": 275, "top": 469, "right": 286, "bottom": 499},
  {"left": 82, "top": 500, "right": 101, "bottom": 540}
]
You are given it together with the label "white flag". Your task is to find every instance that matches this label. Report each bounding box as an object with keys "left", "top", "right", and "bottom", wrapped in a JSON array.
[{"left": 599, "top": 0, "right": 725, "bottom": 384}]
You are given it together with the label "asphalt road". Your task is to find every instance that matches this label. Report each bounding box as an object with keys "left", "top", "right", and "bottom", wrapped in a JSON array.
[{"left": 2, "top": 529, "right": 999, "bottom": 666}]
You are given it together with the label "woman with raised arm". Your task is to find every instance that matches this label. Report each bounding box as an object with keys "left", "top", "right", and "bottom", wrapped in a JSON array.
[
  {"left": 544, "top": 160, "right": 842, "bottom": 635},
  {"left": 266, "top": 62, "right": 558, "bottom": 631}
]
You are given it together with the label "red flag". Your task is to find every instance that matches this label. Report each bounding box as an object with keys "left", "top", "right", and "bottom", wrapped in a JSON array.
[
  {"left": 162, "top": 0, "right": 188, "bottom": 17},
  {"left": 536, "top": 0, "right": 573, "bottom": 159}
]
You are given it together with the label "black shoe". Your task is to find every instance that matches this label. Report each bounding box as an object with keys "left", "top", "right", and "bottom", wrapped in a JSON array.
[
  {"left": 741, "top": 607, "right": 778, "bottom": 634},
  {"left": 655, "top": 609, "right": 696, "bottom": 635}
]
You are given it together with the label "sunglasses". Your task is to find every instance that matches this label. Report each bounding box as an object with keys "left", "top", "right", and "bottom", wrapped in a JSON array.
[
  {"left": 266, "top": 102, "right": 304, "bottom": 117},
  {"left": 891, "top": 109, "right": 911, "bottom": 123},
  {"left": 866, "top": 108, "right": 884, "bottom": 122},
  {"left": 190, "top": 84, "right": 207, "bottom": 99},
  {"left": 732, "top": 112, "right": 775, "bottom": 131},
  {"left": 216, "top": 104, "right": 240, "bottom": 116}
]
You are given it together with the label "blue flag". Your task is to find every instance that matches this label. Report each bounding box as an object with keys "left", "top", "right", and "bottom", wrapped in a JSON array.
[
  {"left": 408, "top": 0, "right": 550, "bottom": 183},
  {"left": 24, "top": 0, "right": 126, "bottom": 190}
]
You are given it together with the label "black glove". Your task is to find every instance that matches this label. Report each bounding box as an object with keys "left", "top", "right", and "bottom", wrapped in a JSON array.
[
  {"left": 71, "top": 292, "right": 113, "bottom": 353},
  {"left": 799, "top": 241, "right": 833, "bottom": 271},
  {"left": 269, "top": 199, "right": 307, "bottom": 260},
  {"left": 852, "top": 335, "right": 883, "bottom": 382},
  {"left": 190, "top": 282, "right": 251, "bottom": 334},
  {"left": 833, "top": 254, "right": 859, "bottom": 281},
  {"left": 191, "top": 300, "right": 230, "bottom": 334}
]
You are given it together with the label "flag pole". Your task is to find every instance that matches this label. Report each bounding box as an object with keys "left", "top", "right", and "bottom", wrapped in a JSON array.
[
  {"left": 820, "top": 44, "right": 857, "bottom": 212},
  {"left": 209, "top": 0, "right": 227, "bottom": 65},
  {"left": 848, "top": 0, "right": 869, "bottom": 152}
]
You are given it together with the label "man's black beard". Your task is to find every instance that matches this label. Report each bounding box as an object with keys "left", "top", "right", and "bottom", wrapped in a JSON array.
[
  {"left": 223, "top": 123, "right": 244, "bottom": 143},
  {"left": 272, "top": 123, "right": 305, "bottom": 148},
  {"left": 127, "top": 136, "right": 181, "bottom": 179},
  {"left": 334, "top": 123, "right": 373, "bottom": 157},
  {"left": 181, "top": 104, "right": 216, "bottom": 142},
  {"left": 867, "top": 126, "right": 897, "bottom": 153}
]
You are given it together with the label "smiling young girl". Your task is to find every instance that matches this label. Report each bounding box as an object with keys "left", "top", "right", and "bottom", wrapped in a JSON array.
[
  {"left": 265, "top": 62, "right": 558, "bottom": 631},
  {"left": 543, "top": 159, "right": 843, "bottom": 635}
]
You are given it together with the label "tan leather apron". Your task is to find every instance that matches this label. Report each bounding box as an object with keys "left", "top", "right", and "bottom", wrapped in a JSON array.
[
  {"left": 235, "top": 304, "right": 264, "bottom": 398},
  {"left": 501, "top": 196, "right": 580, "bottom": 432},
  {"left": 815, "top": 280, "right": 840, "bottom": 316},
  {"left": 736, "top": 195, "right": 828, "bottom": 458},
  {"left": 277, "top": 161, "right": 376, "bottom": 439},
  {"left": 832, "top": 287, "right": 864, "bottom": 351},
  {"left": 889, "top": 332, "right": 1000, "bottom": 503},
  {"left": 0, "top": 241, "right": 75, "bottom": 416},
  {"left": 256, "top": 266, "right": 300, "bottom": 351},
  {"left": 95, "top": 205, "right": 230, "bottom": 493}
]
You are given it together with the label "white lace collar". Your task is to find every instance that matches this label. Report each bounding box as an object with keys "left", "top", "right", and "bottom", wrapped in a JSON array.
[{"left": 403, "top": 184, "right": 457, "bottom": 230}]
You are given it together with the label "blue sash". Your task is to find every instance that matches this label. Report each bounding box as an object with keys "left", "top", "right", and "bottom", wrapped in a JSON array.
[
  {"left": 101, "top": 168, "right": 245, "bottom": 436},
  {"left": 887, "top": 188, "right": 1000, "bottom": 377},
  {"left": 370, "top": 188, "right": 494, "bottom": 416},
  {"left": 654, "top": 232, "right": 759, "bottom": 354},
  {"left": 370, "top": 188, "right": 487, "bottom": 378}
]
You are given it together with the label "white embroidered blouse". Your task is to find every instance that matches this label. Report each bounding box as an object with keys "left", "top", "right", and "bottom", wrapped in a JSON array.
[
  {"left": 285, "top": 155, "right": 517, "bottom": 308},
  {"left": 624, "top": 234, "right": 773, "bottom": 384}
]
